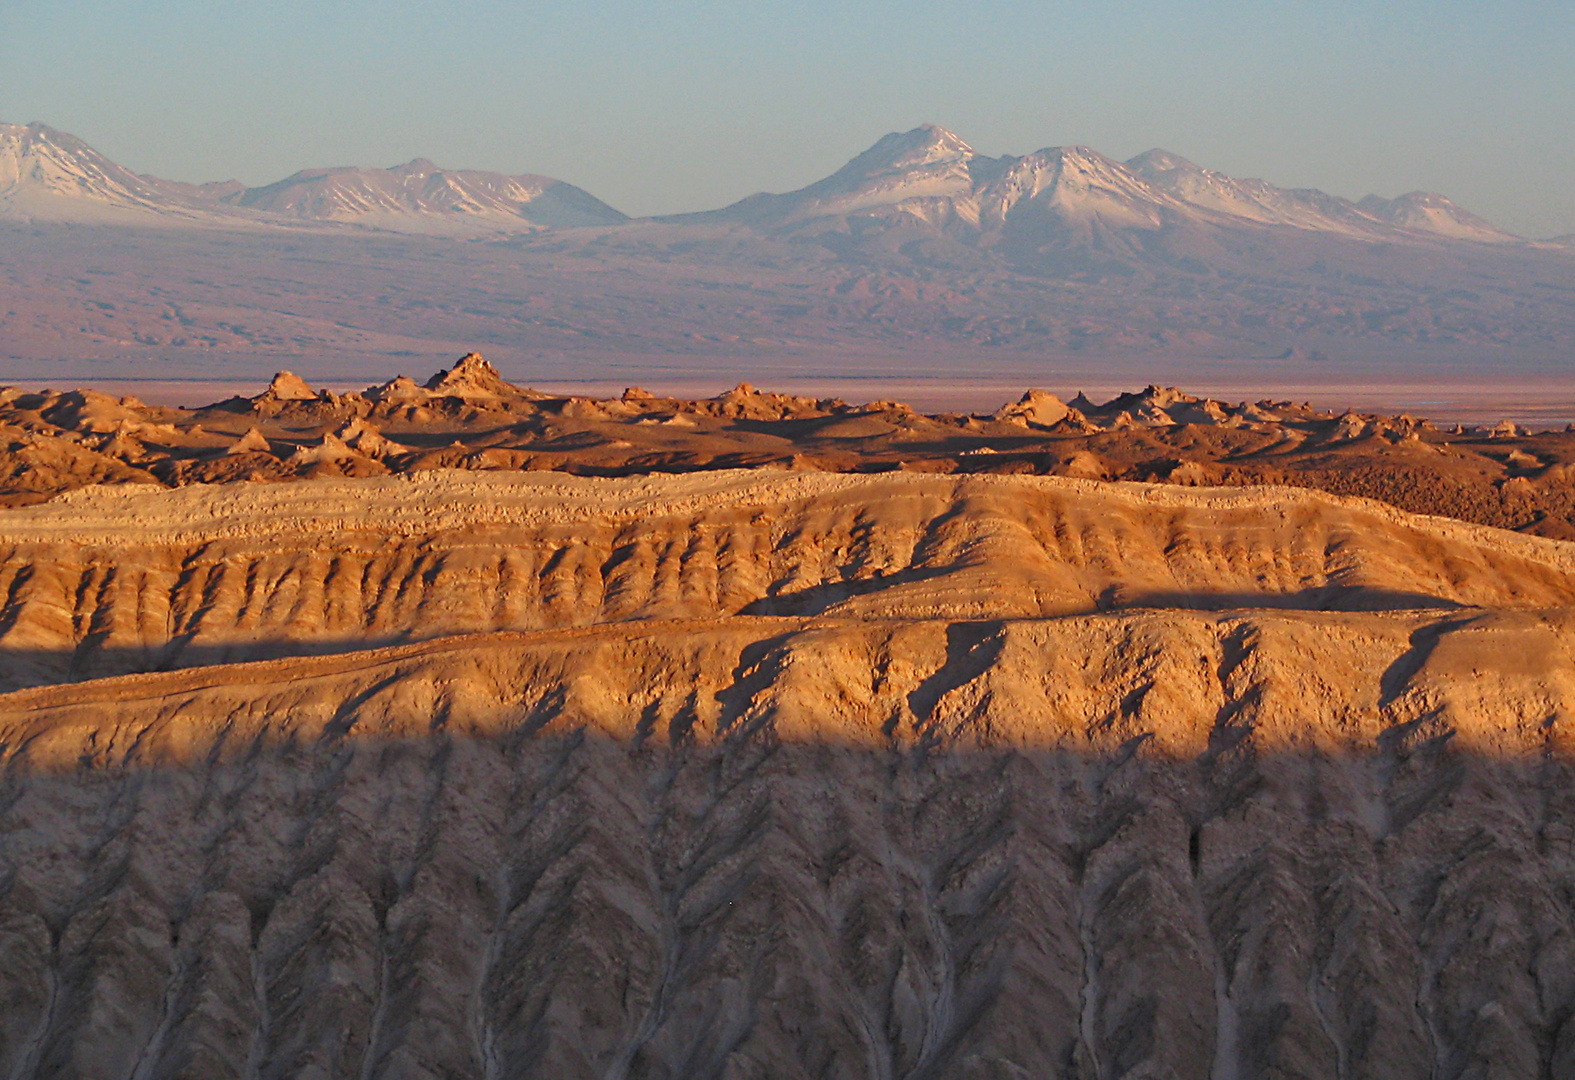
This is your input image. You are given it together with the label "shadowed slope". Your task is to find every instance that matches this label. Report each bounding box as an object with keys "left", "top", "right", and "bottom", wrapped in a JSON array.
[{"left": 0, "top": 613, "right": 1573, "bottom": 1077}]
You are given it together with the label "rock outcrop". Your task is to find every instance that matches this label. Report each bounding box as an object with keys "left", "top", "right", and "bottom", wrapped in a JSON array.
[
  {"left": 0, "top": 470, "right": 1572, "bottom": 690},
  {"left": 4, "top": 359, "right": 1575, "bottom": 540},
  {"left": 0, "top": 433, "right": 1573, "bottom": 1079}
]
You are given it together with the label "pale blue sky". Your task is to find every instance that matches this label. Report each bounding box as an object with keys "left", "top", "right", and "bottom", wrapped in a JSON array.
[{"left": 3, "top": 0, "right": 1572, "bottom": 236}]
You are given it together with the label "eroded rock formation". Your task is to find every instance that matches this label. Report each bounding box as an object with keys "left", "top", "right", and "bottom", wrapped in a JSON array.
[
  {"left": 4, "top": 355, "right": 1575, "bottom": 540},
  {"left": 0, "top": 468, "right": 1571, "bottom": 1076}
]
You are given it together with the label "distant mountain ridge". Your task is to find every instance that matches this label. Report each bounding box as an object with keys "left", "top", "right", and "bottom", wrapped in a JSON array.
[
  {"left": 688, "top": 125, "right": 1521, "bottom": 247},
  {"left": 0, "top": 122, "right": 246, "bottom": 226},
  {"left": 0, "top": 122, "right": 622, "bottom": 235},
  {"left": 6, "top": 119, "right": 1574, "bottom": 387},
  {"left": 223, "top": 158, "right": 626, "bottom": 233},
  {"left": 0, "top": 119, "right": 1550, "bottom": 246}
]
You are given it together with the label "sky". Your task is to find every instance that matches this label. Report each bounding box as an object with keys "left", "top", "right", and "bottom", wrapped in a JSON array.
[{"left": 3, "top": 0, "right": 1573, "bottom": 238}]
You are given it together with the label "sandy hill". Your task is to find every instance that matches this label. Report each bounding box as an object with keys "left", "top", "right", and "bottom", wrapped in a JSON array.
[{"left": 0, "top": 468, "right": 1571, "bottom": 692}]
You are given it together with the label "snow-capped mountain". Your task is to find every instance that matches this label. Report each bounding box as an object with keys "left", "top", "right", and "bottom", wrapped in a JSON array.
[
  {"left": 228, "top": 159, "right": 626, "bottom": 234},
  {"left": 708, "top": 125, "right": 980, "bottom": 224},
  {"left": 0, "top": 122, "right": 249, "bottom": 225},
  {"left": 0, "top": 122, "right": 623, "bottom": 234},
  {"left": 1354, "top": 190, "right": 1517, "bottom": 243},
  {"left": 1128, "top": 149, "right": 1517, "bottom": 243},
  {"left": 693, "top": 124, "right": 1523, "bottom": 246},
  {"left": 0, "top": 120, "right": 1542, "bottom": 249},
  {"left": 1123, "top": 148, "right": 1388, "bottom": 236},
  {"left": 976, "top": 144, "right": 1189, "bottom": 234}
]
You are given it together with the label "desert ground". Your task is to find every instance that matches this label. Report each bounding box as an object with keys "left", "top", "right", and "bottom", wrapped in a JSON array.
[{"left": 0, "top": 355, "right": 1573, "bottom": 1077}]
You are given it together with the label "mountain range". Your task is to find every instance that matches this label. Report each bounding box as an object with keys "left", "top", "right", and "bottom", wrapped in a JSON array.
[
  {"left": 2, "top": 120, "right": 1572, "bottom": 394},
  {"left": 0, "top": 120, "right": 1546, "bottom": 245},
  {"left": 681, "top": 125, "right": 1523, "bottom": 248},
  {"left": 0, "top": 122, "right": 625, "bottom": 235}
]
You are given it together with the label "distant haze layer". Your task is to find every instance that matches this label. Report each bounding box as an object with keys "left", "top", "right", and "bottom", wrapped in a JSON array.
[{"left": 1, "top": 122, "right": 1571, "bottom": 417}]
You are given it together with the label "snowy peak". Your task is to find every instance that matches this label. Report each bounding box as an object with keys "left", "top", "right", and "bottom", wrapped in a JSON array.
[
  {"left": 1125, "top": 148, "right": 1379, "bottom": 234},
  {"left": 983, "top": 145, "right": 1182, "bottom": 229},
  {"left": 232, "top": 160, "right": 626, "bottom": 234},
  {"left": 0, "top": 122, "right": 625, "bottom": 234},
  {"left": 711, "top": 134, "right": 1195, "bottom": 233},
  {"left": 1126, "top": 151, "right": 1521, "bottom": 241},
  {"left": 0, "top": 122, "right": 227, "bottom": 224},
  {"left": 1124, "top": 148, "right": 1201, "bottom": 176},
  {"left": 714, "top": 124, "right": 980, "bottom": 224},
  {"left": 1357, "top": 191, "right": 1517, "bottom": 243},
  {"left": 805, "top": 124, "right": 976, "bottom": 199},
  {"left": 834, "top": 124, "right": 975, "bottom": 180},
  {"left": 699, "top": 126, "right": 1525, "bottom": 246}
]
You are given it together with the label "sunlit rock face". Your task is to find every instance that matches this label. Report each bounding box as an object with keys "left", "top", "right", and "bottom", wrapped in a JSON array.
[{"left": 0, "top": 464, "right": 1573, "bottom": 1077}]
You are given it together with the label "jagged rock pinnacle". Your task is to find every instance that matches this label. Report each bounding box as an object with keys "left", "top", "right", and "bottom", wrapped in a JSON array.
[
  {"left": 261, "top": 371, "right": 317, "bottom": 402},
  {"left": 423, "top": 352, "right": 521, "bottom": 399}
]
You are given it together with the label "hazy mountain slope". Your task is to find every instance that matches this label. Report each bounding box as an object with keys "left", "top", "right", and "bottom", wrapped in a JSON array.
[
  {"left": 0, "top": 122, "right": 249, "bottom": 226},
  {"left": 3, "top": 214, "right": 1572, "bottom": 389},
  {"left": 1357, "top": 189, "right": 1520, "bottom": 242},
  {"left": 230, "top": 158, "right": 627, "bottom": 234},
  {"left": 0, "top": 123, "right": 624, "bottom": 234}
]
